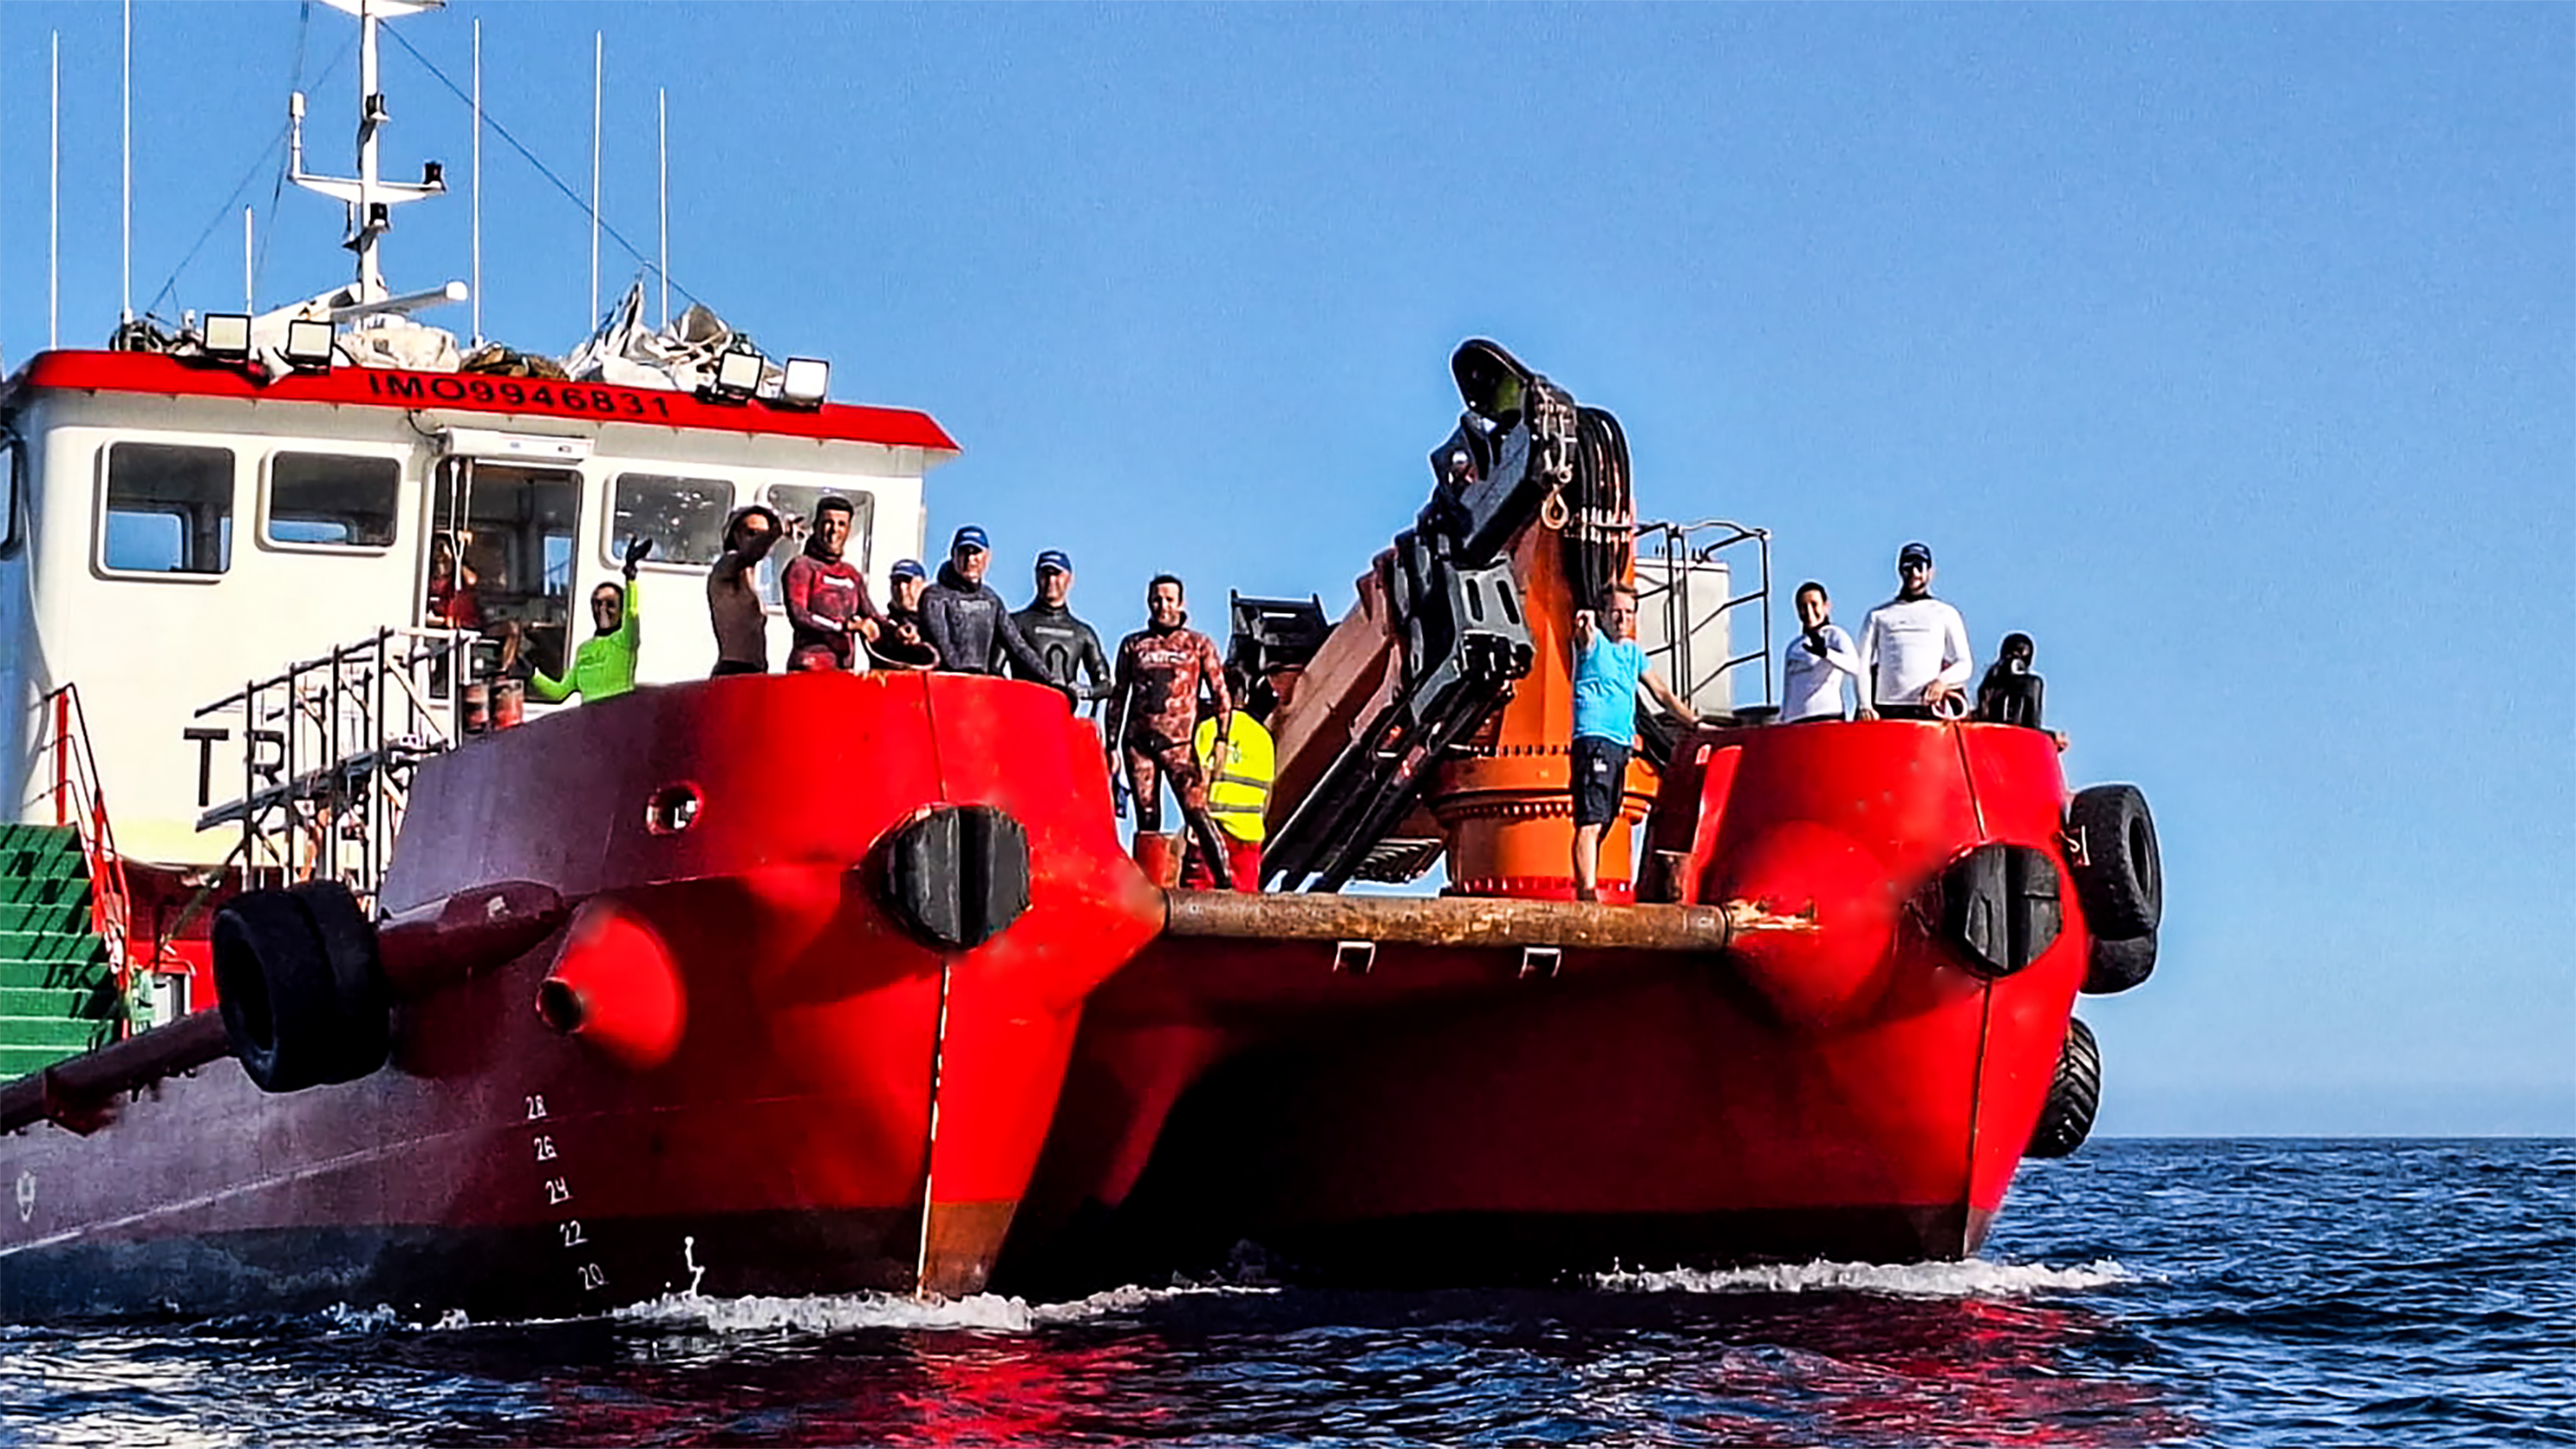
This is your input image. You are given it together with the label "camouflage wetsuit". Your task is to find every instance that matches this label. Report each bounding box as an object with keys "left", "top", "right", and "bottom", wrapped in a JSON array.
[{"left": 1111, "top": 623, "right": 1234, "bottom": 883}]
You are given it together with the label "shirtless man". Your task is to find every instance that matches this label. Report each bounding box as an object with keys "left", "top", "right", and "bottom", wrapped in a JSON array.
[
  {"left": 1109, "top": 575, "right": 1235, "bottom": 889},
  {"left": 707, "top": 505, "right": 783, "bottom": 676}
]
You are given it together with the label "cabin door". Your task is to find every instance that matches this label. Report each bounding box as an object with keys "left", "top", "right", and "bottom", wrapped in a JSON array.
[{"left": 426, "top": 459, "right": 584, "bottom": 684}]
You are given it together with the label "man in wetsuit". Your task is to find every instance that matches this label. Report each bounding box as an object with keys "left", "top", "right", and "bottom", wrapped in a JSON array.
[
  {"left": 1856, "top": 541, "right": 1971, "bottom": 721},
  {"left": 532, "top": 539, "right": 653, "bottom": 704},
  {"left": 1010, "top": 549, "right": 1113, "bottom": 702},
  {"left": 781, "top": 495, "right": 884, "bottom": 673},
  {"left": 1110, "top": 575, "right": 1235, "bottom": 889},
  {"left": 921, "top": 526, "right": 1061, "bottom": 685},
  {"left": 868, "top": 557, "right": 938, "bottom": 668},
  {"left": 707, "top": 504, "right": 782, "bottom": 677}
]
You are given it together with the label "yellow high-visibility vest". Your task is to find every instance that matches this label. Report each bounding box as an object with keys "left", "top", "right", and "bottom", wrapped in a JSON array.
[{"left": 1194, "top": 712, "right": 1275, "bottom": 843}]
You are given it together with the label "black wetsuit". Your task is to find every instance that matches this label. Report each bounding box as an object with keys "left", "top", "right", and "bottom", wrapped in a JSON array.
[
  {"left": 1011, "top": 601, "right": 1113, "bottom": 702},
  {"left": 922, "top": 563, "right": 1059, "bottom": 681}
]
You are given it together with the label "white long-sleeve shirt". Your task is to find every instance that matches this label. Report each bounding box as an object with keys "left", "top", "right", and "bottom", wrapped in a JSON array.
[
  {"left": 1780, "top": 623, "right": 1862, "bottom": 722},
  {"left": 1857, "top": 595, "right": 1971, "bottom": 709}
]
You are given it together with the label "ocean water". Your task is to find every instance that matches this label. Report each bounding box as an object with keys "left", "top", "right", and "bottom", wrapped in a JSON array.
[{"left": 1, "top": 1140, "right": 2567, "bottom": 1447}]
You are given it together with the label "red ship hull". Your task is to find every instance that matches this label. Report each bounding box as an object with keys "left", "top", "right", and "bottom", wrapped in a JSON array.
[{"left": 3, "top": 679, "right": 2096, "bottom": 1319}]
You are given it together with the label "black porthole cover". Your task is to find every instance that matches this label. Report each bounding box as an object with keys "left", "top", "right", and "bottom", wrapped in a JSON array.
[
  {"left": 1938, "top": 843, "right": 2063, "bottom": 978},
  {"left": 877, "top": 805, "right": 1033, "bottom": 951}
]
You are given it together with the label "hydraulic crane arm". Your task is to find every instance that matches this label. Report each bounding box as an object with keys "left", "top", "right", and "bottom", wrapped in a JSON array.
[{"left": 1251, "top": 341, "right": 1632, "bottom": 893}]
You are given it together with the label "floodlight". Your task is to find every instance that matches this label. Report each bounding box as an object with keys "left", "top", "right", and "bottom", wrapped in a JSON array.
[
  {"left": 778, "top": 357, "right": 829, "bottom": 408},
  {"left": 711, "top": 347, "right": 765, "bottom": 400},
  {"left": 202, "top": 314, "right": 253, "bottom": 361},
  {"left": 282, "top": 318, "right": 337, "bottom": 370}
]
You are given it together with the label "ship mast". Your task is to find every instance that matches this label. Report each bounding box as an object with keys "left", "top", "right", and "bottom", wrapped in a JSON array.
[{"left": 289, "top": 0, "right": 447, "bottom": 307}]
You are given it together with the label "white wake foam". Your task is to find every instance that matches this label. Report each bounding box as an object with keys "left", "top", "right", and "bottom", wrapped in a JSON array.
[
  {"left": 614, "top": 1281, "right": 1278, "bottom": 1336},
  {"left": 1593, "top": 1257, "right": 2136, "bottom": 1298}
]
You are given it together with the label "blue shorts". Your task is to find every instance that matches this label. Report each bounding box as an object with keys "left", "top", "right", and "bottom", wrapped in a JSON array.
[{"left": 1570, "top": 736, "right": 1629, "bottom": 827}]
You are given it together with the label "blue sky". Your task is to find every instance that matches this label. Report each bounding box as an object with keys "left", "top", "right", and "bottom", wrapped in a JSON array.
[{"left": 3, "top": 3, "right": 2569, "bottom": 1135}]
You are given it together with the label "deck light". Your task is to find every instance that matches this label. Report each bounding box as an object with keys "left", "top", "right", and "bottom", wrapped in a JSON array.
[
  {"left": 202, "top": 313, "right": 253, "bottom": 361},
  {"left": 779, "top": 357, "right": 830, "bottom": 408},
  {"left": 710, "top": 346, "right": 765, "bottom": 401},
  {"left": 282, "top": 318, "right": 337, "bottom": 371}
]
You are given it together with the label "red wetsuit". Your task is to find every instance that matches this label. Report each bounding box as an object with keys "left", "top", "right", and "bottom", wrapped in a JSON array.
[
  {"left": 781, "top": 546, "right": 883, "bottom": 672},
  {"left": 1111, "top": 624, "right": 1233, "bottom": 885}
]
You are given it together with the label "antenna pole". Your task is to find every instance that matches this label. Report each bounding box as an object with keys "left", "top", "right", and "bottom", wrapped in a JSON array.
[
  {"left": 355, "top": 0, "right": 384, "bottom": 301},
  {"left": 121, "top": 0, "right": 132, "bottom": 326},
  {"left": 658, "top": 88, "right": 669, "bottom": 330},
  {"left": 244, "top": 208, "right": 255, "bottom": 313},
  {"left": 588, "top": 31, "right": 603, "bottom": 331},
  {"left": 471, "top": 17, "right": 483, "bottom": 345},
  {"left": 50, "top": 31, "right": 61, "bottom": 349}
]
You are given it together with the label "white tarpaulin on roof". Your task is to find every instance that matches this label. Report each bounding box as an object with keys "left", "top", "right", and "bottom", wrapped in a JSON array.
[{"left": 561, "top": 282, "right": 781, "bottom": 394}]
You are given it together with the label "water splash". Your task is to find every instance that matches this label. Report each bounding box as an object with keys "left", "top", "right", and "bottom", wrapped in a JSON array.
[
  {"left": 1593, "top": 1257, "right": 2136, "bottom": 1298},
  {"left": 617, "top": 1290, "right": 1037, "bottom": 1335}
]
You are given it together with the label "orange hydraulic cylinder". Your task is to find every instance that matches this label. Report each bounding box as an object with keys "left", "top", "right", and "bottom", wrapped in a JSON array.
[{"left": 1430, "top": 527, "right": 1654, "bottom": 901}]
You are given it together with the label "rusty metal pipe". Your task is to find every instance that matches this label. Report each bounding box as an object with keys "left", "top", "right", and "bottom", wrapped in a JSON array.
[
  {"left": 0, "top": 1009, "right": 231, "bottom": 1135},
  {"left": 1161, "top": 889, "right": 1736, "bottom": 953}
]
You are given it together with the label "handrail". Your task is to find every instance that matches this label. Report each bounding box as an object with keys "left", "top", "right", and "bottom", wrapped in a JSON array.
[
  {"left": 33, "top": 683, "right": 137, "bottom": 1033},
  {"left": 1633, "top": 518, "right": 1774, "bottom": 714}
]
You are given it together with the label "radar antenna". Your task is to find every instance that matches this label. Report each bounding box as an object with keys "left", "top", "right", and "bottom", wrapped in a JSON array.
[{"left": 289, "top": 0, "right": 449, "bottom": 307}]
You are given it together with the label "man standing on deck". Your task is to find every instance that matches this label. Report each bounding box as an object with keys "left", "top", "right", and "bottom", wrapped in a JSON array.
[
  {"left": 1781, "top": 581, "right": 1864, "bottom": 723},
  {"left": 532, "top": 539, "right": 652, "bottom": 704},
  {"left": 871, "top": 557, "right": 938, "bottom": 668},
  {"left": 1183, "top": 666, "right": 1273, "bottom": 892},
  {"left": 1110, "top": 575, "right": 1236, "bottom": 889},
  {"left": 1011, "top": 550, "right": 1114, "bottom": 702},
  {"left": 1856, "top": 541, "right": 1972, "bottom": 721},
  {"left": 781, "top": 496, "right": 885, "bottom": 673},
  {"left": 1570, "top": 584, "right": 1698, "bottom": 902},
  {"left": 922, "top": 526, "right": 1063, "bottom": 685},
  {"left": 707, "top": 504, "right": 783, "bottom": 677}
]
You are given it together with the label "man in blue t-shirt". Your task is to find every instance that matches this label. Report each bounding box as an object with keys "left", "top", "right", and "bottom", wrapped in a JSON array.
[{"left": 1570, "top": 584, "right": 1699, "bottom": 901}]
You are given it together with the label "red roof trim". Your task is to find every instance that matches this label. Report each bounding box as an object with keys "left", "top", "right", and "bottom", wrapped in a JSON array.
[{"left": 4, "top": 350, "right": 960, "bottom": 454}]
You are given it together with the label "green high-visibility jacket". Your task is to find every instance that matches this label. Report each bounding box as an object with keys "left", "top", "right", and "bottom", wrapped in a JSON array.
[{"left": 531, "top": 579, "right": 640, "bottom": 704}]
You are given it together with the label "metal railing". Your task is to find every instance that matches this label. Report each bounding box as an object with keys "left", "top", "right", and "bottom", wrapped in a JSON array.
[
  {"left": 33, "top": 683, "right": 137, "bottom": 1028},
  {"left": 191, "top": 627, "right": 477, "bottom": 906},
  {"left": 1634, "top": 518, "right": 1774, "bottom": 715}
]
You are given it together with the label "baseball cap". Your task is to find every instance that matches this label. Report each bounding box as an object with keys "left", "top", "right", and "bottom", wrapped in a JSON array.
[
  {"left": 1035, "top": 548, "right": 1072, "bottom": 574},
  {"left": 1898, "top": 541, "right": 1933, "bottom": 568},
  {"left": 951, "top": 525, "right": 989, "bottom": 553},
  {"left": 889, "top": 558, "right": 926, "bottom": 582}
]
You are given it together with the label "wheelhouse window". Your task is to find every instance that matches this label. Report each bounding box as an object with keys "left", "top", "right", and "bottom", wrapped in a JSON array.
[
  {"left": 1, "top": 435, "right": 24, "bottom": 558},
  {"left": 266, "top": 453, "right": 400, "bottom": 548},
  {"left": 102, "top": 441, "right": 234, "bottom": 575},
  {"left": 430, "top": 462, "right": 582, "bottom": 681},
  {"left": 608, "top": 473, "right": 732, "bottom": 567},
  {"left": 756, "top": 483, "right": 874, "bottom": 606}
]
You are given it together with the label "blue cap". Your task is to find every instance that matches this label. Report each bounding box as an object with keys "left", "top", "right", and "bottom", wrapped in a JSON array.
[
  {"left": 1898, "top": 540, "right": 1933, "bottom": 568},
  {"left": 890, "top": 558, "right": 926, "bottom": 582},
  {"left": 951, "top": 525, "right": 989, "bottom": 553},
  {"left": 1035, "top": 549, "right": 1072, "bottom": 574}
]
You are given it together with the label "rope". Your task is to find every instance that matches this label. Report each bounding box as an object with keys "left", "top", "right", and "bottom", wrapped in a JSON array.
[
  {"left": 383, "top": 25, "right": 705, "bottom": 313},
  {"left": 253, "top": 2, "right": 315, "bottom": 296}
]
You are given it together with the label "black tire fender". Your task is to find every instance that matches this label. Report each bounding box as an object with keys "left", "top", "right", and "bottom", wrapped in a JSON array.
[
  {"left": 289, "top": 880, "right": 392, "bottom": 1081},
  {"left": 212, "top": 890, "right": 339, "bottom": 1094},
  {"left": 2083, "top": 929, "right": 2157, "bottom": 995},
  {"left": 2026, "top": 1016, "right": 2102, "bottom": 1160},
  {"left": 2068, "top": 784, "right": 2160, "bottom": 939}
]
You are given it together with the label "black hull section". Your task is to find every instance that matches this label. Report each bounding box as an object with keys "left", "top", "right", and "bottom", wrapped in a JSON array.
[{"left": 0, "top": 1207, "right": 920, "bottom": 1324}]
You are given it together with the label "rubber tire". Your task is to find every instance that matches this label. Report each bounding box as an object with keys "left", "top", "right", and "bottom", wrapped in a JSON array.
[
  {"left": 2026, "top": 1017, "right": 2102, "bottom": 1160},
  {"left": 2068, "top": 784, "right": 2160, "bottom": 938},
  {"left": 213, "top": 890, "right": 340, "bottom": 1094},
  {"left": 289, "top": 880, "right": 392, "bottom": 1082},
  {"left": 2083, "top": 929, "right": 2157, "bottom": 995}
]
